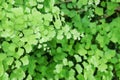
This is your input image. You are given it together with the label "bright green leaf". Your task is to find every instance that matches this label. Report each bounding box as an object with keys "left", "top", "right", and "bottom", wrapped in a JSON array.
[
  {"left": 11, "top": 7, "right": 24, "bottom": 17},
  {"left": 20, "top": 55, "right": 29, "bottom": 66},
  {"left": 74, "top": 54, "right": 82, "bottom": 63},
  {"left": 63, "top": 58, "right": 68, "bottom": 66},
  {"left": 54, "top": 19, "right": 62, "bottom": 29},
  {"left": 94, "top": 0, "right": 100, "bottom": 5},
  {"left": 43, "top": 13, "right": 53, "bottom": 21},
  {"left": 26, "top": 75, "right": 32, "bottom": 80},
  {"left": 54, "top": 64, "right": 63, "bottom": 73},
  {"left": 24, "top": 43, "right": 32, "bottom": 53},
  {"left": 15, "top": 60, "right": 21, "bottom": 68},
  {"left": 68, "top": 61, "right": 74, "bottom": 67},
  {"left": 15, "top": 48, "right": 24, "bottom": 59},
  {"left": 75, "top": 64, "right": 82, "bottom": 74}
]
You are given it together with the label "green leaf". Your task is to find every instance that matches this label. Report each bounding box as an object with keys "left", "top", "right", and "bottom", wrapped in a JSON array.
[
  {"left": 56, "top": 47, "right": 62, "bottom": 53},
  {"left": 107, "top": 2, "right": 119, "bottom": 15},
  {"left": 15, "top": 16, "right": 25, "bottom": 25},
  {"left": 75, "top": 64, "right": 82, "bottom": 74},
  {"left": 8, "top": 43, "right": 16, "bottom": 52},
  {"left": 82, "top": 0, "right": 88, "bottom": 5},
  {"left": 54, "top": 19, "right": 62, "bottom": 29},
  {"left": 1, "top": 30, "right": 13, "bottom": 38},
  {"left": 24, "top": 7, "right": 31, "bottom": 14},
  {"left": 4, "top": 57, "right": 14, "bottom": 65},
  {"left": 101, "top": 1, "right": 106, "bottom": 7},
  {"left": 104, "top": 50, "right": 116, "bottom": 60},
  {"left": 65, "top": 32, "right": 72, "bottom": 39},
  {"left": 0, "top": 61, "right": 4, "bottom": 77},
  {"left": 116, "top": 70, "right": 120, "bottom": 78},
  {"left": 115, "top": 63, "right": 120, "bottom": 71},
  {"left": 2, "top": 41, "right": 9, "bottom": 52},
  {"left": 95, "top": 49, "right": 104, "bottom": 57},
  {"left": 54, "top": 64, "right": 63, "bottom": 73},
  {"left": 110, "top": 27, "right": 120, "bottom": 43},
  {"left": 82, "top": 61, "right": 88, "bottom": 68},
  {"left": 37, "top": 66, "right": 47, "bottom": 76},
  {"left": 54, "top": 53, "right": 67, "bottom": 62},
  {"left": 63, "top": 58, "right": 68, "bottom": 66},
  {"left": 107, "top": 2, "right": 117, "bottom": 10},
  {"left": 69, "top": 69, "right": 75, "bottom": 77},
  {"left": 57, "top": 34, "right": 64, "bottom": 40},
  {"left": 89, "top": 22, "right": 97, "bottom": 34},
  {"left": 68, "top": 61, "right": 74, "bottom": 67},
  {"left": 70, "top": 29, "right": 80, "bottom": 40},
  {"left": 48, "top": 29, "right": 56, "bottom": 39},
  {"left": 0, "top": 73, "right": 9, "bottom": 80},
  {"left": 77, "top": 0, "right": 87, "bottom": 8},
  {"left": 88, "top": 50, "right": 94, "bottom": 56},
  {"left": 15, "top": 60, "right": 21, "bottom": 68},
  {"left": 26, "top": 75, "right": 32, "bottom": 80},
  {"left": 0, "top": 53, "right": 6, "bottom": 61},
  {"left": 23, "top": 29, "right": 34, "bottom": 36},
  {"left": 10, "top": 68, "right": 25, "bottom": 80},
  {"left": 98, "top": 63, "right": 107, "bottom": 72},
  {"left": 43, "top": 13, "right": 53, "bottom": 21},
  {"left": 96, "top": 34, "right": 105, "bottom": 48},
  {"left": 77, "top": 74, "right": 85, "bottom": 80},
  {"left": 15, "top": 48, "right": 24, "bottom": 59},
  {"left": 37, "top": 4, "right": 43, "bottom": 9},
  {"left": 0, "top": 10, "right": 5, "bottom": 20},
  {"left": 62, "top": 25, "right": 70, "bottom": 33},
  {"left": 67, "top": 3, "right": 73, "bottom": 9},
  {"left": 11, "top": 7, "right": 24, "bottom": 17},
  {"left": 49, "top": 0, "right": 55, "bottom": 9},
  {"left": 12, "top": 36, "right": 20, "bottom": 43},
  {"left": 28, "top": 0, "right": 37, "bottom": 7},
  {"left": 43, "top": 20, "right": 49, "bottom": 26},
  {"left": 74, "top": 54, "right": 82, "bottom": 62},
  {"left": 28, "top": 57, "right": 36, "bottom": 75},
  {"left": 20, "top": 55, "right": 29, "bottom": 66},
  {"left": 57, "top": 30, "right": 64, "bottom": 40},
  {"left": 95, "top": 7, "right": 103, "bottom": 16},
  {"left": 24, "top": 43, "right": 32, "bottom": 53},
  {"left": 44, "top": 0, "right": 55, "bottom": 12},
  {"left": 52, "top": 6, "right": 60, "bottom": 15},
  {"left": 88, "top": 55, "right": 99, "bottom": 67},
  {"left": 27, "top": 35, "right": 38, "bottom": 45},
  {"left": 78, "top": 47, "right": 87, "bottom": 56},
  {"left": 88, "top": 0, "right": 94, "bottom": 5},
  {"left": 94, "top": 0, "right": 100, "bottom": 5},
  {"left": 110, "top": 57, "right": 118, "bottom": 64}
]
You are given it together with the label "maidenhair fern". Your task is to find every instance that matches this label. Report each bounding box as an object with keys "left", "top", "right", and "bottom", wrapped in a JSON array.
[{"left": 0, "top": 0, "right": 120, "bottom": 80}]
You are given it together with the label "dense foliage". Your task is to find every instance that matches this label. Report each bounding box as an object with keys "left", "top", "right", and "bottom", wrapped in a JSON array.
[{"left": 0, "top": 0, "right": 120, "bottom": 80}]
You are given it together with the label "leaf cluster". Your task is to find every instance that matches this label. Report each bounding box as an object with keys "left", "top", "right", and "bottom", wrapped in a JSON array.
[{"left": 0, "top": 0, "right": 120, "bottom": 80}]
